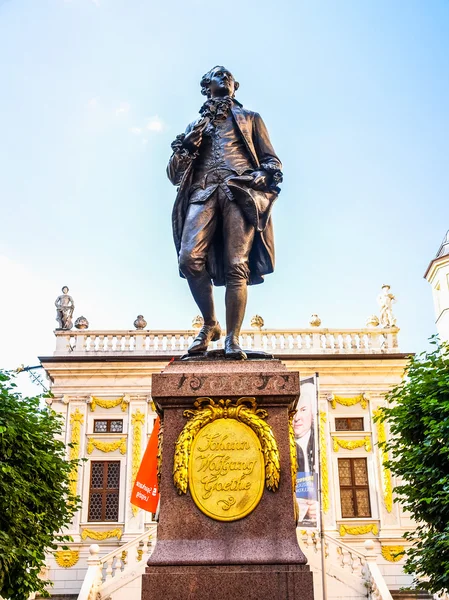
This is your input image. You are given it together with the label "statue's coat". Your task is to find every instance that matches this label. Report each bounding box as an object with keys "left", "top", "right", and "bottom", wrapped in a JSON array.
[{"left": 167, "top": 103, "right": 282, "bottom": 286}]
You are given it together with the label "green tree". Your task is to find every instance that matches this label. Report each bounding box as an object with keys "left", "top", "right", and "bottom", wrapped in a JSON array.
[
  {"left": 377, "top": 339, "right": 449, "bottom": 595},
  {"left": 0, "top": 370, "right": 81, "bottom": 599}
]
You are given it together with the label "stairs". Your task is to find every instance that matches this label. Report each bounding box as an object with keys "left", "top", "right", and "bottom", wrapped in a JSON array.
[
  {"left": 76, "top": 528, "right": 403, "bottom": 600},
  {"left": 391, "top": 592, "right": 433, "bottom": 600}
]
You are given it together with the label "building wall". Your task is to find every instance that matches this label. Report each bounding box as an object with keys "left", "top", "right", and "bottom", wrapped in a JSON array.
[{"left": 40, "top": 353, "right": 413, "bottom": 596}]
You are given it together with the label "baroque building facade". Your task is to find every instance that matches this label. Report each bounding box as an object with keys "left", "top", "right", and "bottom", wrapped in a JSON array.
[{"left": 38, "top": 313, "right": 417, "bottom": 600}]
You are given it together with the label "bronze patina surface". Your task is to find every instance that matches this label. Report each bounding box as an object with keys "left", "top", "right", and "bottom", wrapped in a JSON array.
[{"left": 167, "top": 66, "right": 282, "bottom": 360}]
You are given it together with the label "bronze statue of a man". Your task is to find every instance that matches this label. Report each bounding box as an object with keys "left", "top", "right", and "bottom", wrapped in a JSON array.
[{"left": 167, "top": 66, "right": 282, "bottom": 359}]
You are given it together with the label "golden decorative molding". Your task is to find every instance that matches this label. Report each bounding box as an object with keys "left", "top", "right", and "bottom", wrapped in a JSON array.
[
  {"left": 332, "top": 436, "right": 371, "bottom": 452},
  {"left": 319, "top": 411, "right": 330, "bottom": 513},
  {"left": 373, "top": 409, "right": 393, "bottom": 512},
  {"left": 89, "top": 396, "right": 128, "bottom": 412},
  {"left": 328, "top": 393, "right": 368, "bottom": 410},
  {"left": 174, "top": 397, "right": 280, "bottom": 495},
  {"left": 288, "top": 409, "right": 300, "bottom": 523},
  {"left": 339, "top": 523, "right": 378, "bottom": 536},
  {"left": 54, "top": 549, "right": 79, "bottom": 568},
  {"left": 131, "top": 410, "right": 146, "bottom": 516},
  {"left": 157, "top": 417, "right": 163, "bottom": 486},
  {"left": 137, "top": 548, "right": 144, "bottom": 561},
  {"left": 87, "top": 437, "right": 127, "bottom": 455},
  {"left": 288, "top": 410, "right": 298, "bottom": 492},
  {"left": 81, "top": 528, "right": 123, "bottom": 541},
  {"left": 381, "top": 545, "right": 405, "bottom": 562},
  {"left": 69, "top": 409, "right": 84, "bottom": 497}
]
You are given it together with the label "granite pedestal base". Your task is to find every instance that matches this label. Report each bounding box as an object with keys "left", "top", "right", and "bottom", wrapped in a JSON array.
[
  {"left": 143, "top": 358, "right": 314, "bottom": 600},
  {"left": 142, "top": 564, "right": 314, "bottom": 600}
]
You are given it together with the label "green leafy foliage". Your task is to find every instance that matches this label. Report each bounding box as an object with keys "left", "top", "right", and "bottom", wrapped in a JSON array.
[
  {"left": 0, "top": 370, "right": 81, "bottom": 599},
  {"left": 377, "top": 338, "right": 449, "bottom": 595}
]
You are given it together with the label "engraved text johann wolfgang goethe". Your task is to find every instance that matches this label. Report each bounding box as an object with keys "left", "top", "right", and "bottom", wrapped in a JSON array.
[{"left": 173, "top": 397, "right": 280, "bottom": 522}]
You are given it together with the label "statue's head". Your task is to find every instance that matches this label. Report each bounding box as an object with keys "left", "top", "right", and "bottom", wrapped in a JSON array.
[
  {"left": 200, "top": 66, "right": 239, "bottom": 99},
  {"left": 62, "top": 286, "right": 69, "bottom": 294}
]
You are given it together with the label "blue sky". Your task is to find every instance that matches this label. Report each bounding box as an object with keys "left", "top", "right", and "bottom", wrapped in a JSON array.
[{"left": 1, "top": 0, "right": 448, "bottom": 392}]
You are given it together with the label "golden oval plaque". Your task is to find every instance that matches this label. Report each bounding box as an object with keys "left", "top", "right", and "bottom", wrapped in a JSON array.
[{"left": 189, "top": 418, "right": 265, "bottom": 521}]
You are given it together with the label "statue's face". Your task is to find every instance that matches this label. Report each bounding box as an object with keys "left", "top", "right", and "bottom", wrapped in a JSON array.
[
  {"left": 207, "top": 67, "right": 236, "bottom": 98},
  {"left": 62, "top": 286, "right": 69, "bottom": 294}
]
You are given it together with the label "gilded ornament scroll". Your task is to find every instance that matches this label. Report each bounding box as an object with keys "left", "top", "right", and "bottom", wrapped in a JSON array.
[
  {"left": 89, "top": 395, "right": 129, "bottom": 412},
  {"left": 319, "top": 411, "right": 330, "bottom": 513},
  {"left": 373, "top": 409, "right": 393, "bottom": 512},
  {"left": 328, "top": 393, "right": 368, "bottom": 410},
  {"left": 69, "top": 409, "right": 84, "bottom": 497},
  {"left": 131, "top": 409, "right": 145, "bottom": 516},
  {"left": 332, "top": 436, "right": 372, "bottom": 452},
  {"left": 81, "top": 528, "right": 123, "bottom": 541},
  {"left": 339, "top": 523, "right": 378, "bottom": 536},
  {"left": 87, "top": 437, "right": 127, "bottom": 454}
]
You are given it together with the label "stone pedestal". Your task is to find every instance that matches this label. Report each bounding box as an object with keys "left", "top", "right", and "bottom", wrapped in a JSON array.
[{"left": 142, "top": 358, "right": 314, "bottom": 600}]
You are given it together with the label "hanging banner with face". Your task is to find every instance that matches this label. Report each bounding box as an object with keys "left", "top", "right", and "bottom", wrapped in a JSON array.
[{"left": 294, "top": 376, "right": 318, "bottom": 528}]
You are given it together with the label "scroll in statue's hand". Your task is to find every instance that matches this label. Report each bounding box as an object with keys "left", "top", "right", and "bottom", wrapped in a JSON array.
[{"left": 251, "top": 170, "right": 269, "bottom": 191}]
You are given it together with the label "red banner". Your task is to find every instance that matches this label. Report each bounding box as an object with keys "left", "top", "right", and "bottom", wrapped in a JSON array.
[{"left": 130, "top": 416, "right": 160, "bottom": 513}]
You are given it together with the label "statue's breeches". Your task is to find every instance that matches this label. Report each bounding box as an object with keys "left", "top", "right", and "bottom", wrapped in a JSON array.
[{"left": 179, "top": 186, "right": 255, "bottom": 284}]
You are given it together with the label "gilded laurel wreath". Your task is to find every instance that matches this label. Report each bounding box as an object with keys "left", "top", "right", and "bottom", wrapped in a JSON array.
[{"left": 173, "top": 397, "right": 280, "bottom": 495}]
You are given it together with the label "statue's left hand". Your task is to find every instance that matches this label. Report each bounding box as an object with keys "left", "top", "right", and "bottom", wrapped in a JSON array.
[{"left": 251, "top": 170, "right": 269, "bottom": 190}]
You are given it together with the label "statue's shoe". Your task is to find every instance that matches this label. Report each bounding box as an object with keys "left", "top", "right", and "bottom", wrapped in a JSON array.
[
  {"left": 187, "top": 323, "right": 222, "bottom": 354},
  {"left": 224, "top": 335, "right": 247, "bottom": 360}
]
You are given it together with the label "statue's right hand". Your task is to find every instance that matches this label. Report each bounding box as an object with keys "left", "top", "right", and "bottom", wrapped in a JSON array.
[{"left": 183, "top": 129, "right": 203, "bottom": 153}]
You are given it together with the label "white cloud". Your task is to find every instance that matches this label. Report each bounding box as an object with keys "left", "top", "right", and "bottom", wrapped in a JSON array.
[
  {"left": 129, "top": 127, "right": 142, "bottom": 135},
  {"left": 88, "top": 97, "right": 99, "bottom": 109},
  {"left": 146, "top": 115, "right": 165, "bottom": 133},
  {"left": 115, "top": 102, "right": 130, "bottom": 117}
]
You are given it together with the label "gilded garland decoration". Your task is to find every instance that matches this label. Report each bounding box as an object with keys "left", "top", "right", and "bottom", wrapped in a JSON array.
[
  {"left": 157, "top": 417, "right": 163, "bottom": 486},
  {"left": 89, "top": 396, "right": 129, "bottom": 412},
  {"left": 131, "top": 409, "right": 146, "bottom": 516},
  {"left": 174, "top": 397, "right": 280, "bottom": 495},
  {"left": 319, "top": 411, "right": 330, "bottom": 513},
  {"left": 339, "top": 524, "right": 378, "bottom": 536},
  {"left": 81, "top": 528, "right": 123, "bottom": 541},
  {"left": 54, "top": 550, "right": 79, "bottom": 568},
  {"left": 373, "top": 409, "right": 393, "bottom": 513},
  {"left": 288, "top": 409, "right": 299, "bottom": 524},
  {"left": 332, "top": 436, "right": 372, "bottom": 452},
  {"left": 69, "top": 409, "right": 84, "bottom": 497},
  {"left": 288, "top": 409, "right": 298, "bottom": 493},
  {"left": 328, "top": 393, "right": 368, "bottom": 410},
  {"left": 381, "top": 545, "right": 405, "bottom": 562},
  {"left": 87, "top": 437, "right": 127, "bottom": 454}
]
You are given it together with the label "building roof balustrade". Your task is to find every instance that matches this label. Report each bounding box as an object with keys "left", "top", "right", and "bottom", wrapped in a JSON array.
[{"left": 53, "top": 326, "right": 400, "bottom": 357}]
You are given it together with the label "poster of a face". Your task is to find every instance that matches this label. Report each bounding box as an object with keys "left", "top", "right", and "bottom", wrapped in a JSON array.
[{"left": 294, "top": 377, "right": 318, "bottom": 528}]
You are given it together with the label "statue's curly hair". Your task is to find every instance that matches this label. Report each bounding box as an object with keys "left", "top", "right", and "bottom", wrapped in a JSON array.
[{"left": 200, "top": 66, "right": 240, "bottom": 98}]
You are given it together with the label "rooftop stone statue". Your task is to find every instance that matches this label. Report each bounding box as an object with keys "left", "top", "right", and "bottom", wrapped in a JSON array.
[{"left": 55, "top": 286, "right": 75, "bottom": 330}]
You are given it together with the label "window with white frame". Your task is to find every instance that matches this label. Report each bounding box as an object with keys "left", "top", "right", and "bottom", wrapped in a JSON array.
[
  {"left": 338, "top": 457, "right": 371, "bottom": 518},
  {"left": 88, "top": 461, "right": 120, "bottom": 521}
]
